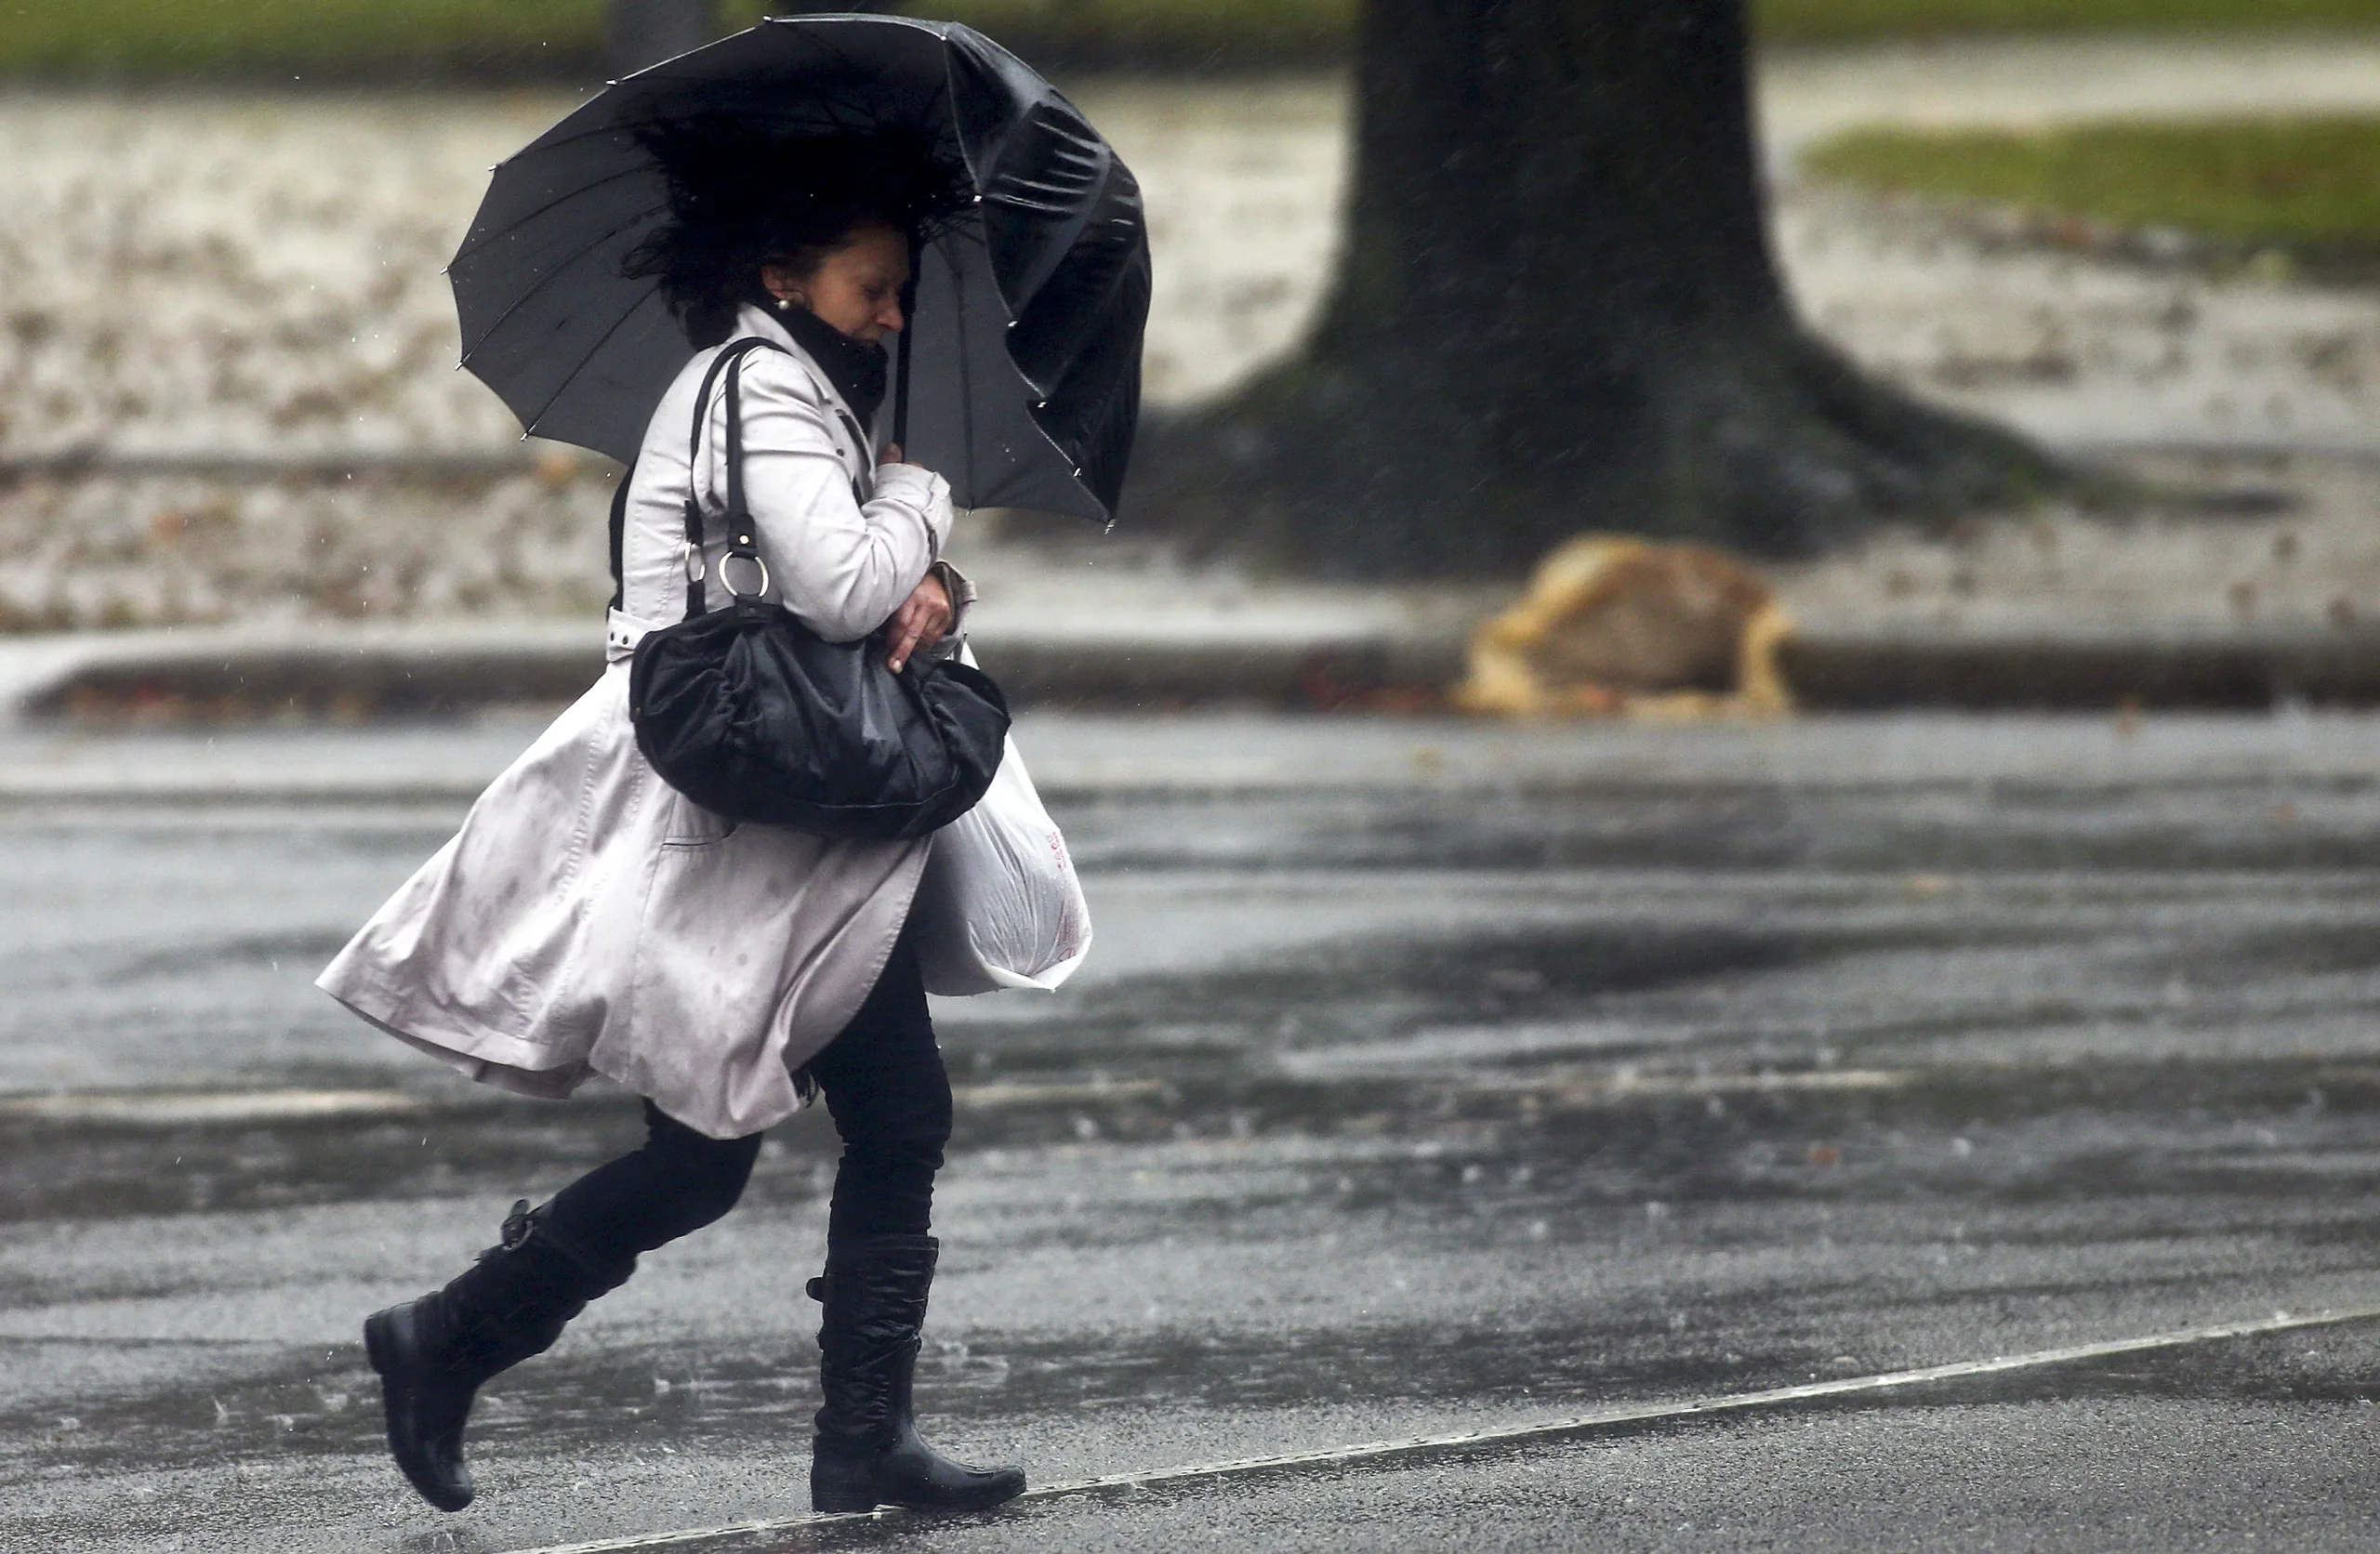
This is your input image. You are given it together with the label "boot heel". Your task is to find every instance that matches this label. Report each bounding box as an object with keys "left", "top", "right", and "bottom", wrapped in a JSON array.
[
  {"left": 812, "top": 1487, "right": 880, "bottom": 1513},
  {"left": 364, "top": 1307, "right": 398, "bottom": 1377},
  {"left": 810, "top": 1454, "right": 880, "bottom": 1513}
]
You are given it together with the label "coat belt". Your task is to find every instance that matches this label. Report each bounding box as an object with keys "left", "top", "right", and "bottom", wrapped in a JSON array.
[{"left": 605, "top": 608, "right": 669, "bottom": 665}]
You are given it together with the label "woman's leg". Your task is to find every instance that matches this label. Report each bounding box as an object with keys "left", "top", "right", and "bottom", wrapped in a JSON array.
[
  {"left": 543, "top": 1099, "right": 767, "bottom": 1265},
  {"left": 800, "top": 934, "right": 1022, "bottom": 1513},
  {"left": 367, "top": 1100, "right": 764, "bottom": 1512},
  {"left": 804, "top": 936, "right": 952, "bottom": 1244}
]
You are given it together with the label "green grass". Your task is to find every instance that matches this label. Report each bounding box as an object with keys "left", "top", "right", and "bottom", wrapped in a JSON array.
[
  {"left": 920, "top": 0, "right": 2380, "bottom": 50},
  {"left": 1759, "top": 0, "right": 2380, "bottom": 41},
  {"left": 919, "top": 0, "right": 2380, "bottom": 56},
  {"left": 4, "top": 0, "right": 2379, "bottom": 78},
  {"left": 892, "top": 0, "right": 1355, "bottom": 58},
  {"left": 0, "top": 0, "right": 602, "bottom": 76},
  {"left": 1805, "top": 117, "right": 2380, "bottom": 256}
]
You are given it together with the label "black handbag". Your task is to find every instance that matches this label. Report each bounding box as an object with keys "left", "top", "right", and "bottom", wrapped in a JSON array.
[{"left": 628, "top": 338, "right": 1010, "bottom": 840}]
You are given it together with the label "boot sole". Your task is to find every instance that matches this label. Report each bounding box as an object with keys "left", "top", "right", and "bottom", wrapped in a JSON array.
[
  {"left": 813, "top": 1488, "right": 881, "bottom": 1514},
  {"left": 813, "top": 1469, "right": 1027, "bottom": 1515},
  {"left": 364, "top": 1307, "right": 476, "bottom": 1514}
]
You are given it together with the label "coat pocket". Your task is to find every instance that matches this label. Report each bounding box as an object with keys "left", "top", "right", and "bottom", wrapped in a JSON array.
[{"left": 658, "top": 791, "right": 738, "bottom": 849}]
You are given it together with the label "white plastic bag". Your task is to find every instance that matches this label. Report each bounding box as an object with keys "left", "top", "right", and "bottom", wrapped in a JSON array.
[{"left": 911, "top": 730, "right": 1092, "bottom": 994}]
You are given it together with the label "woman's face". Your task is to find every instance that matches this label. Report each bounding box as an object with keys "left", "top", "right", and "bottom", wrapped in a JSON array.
[{"left": 762, "top": 222, "right": 910, "bottom": 344}]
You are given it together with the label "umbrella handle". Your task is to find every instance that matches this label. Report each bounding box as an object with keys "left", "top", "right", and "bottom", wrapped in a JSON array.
[{"left": 892, "top": 234, "right": 920, "bottom": 454}]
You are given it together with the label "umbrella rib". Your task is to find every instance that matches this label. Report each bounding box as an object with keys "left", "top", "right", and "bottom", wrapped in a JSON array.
[
  {"left": 485, "top": 92, "right": 701, "bottom": 168},
  {"left": 938, "top": 49, "right": 985, "bottom": 186},
  {"left": 450, "top": 163, "right": 654, "bottom": 266},
  {"left": 1066, "top": 371, "right": 1133, "bottom": 520},
  {"left": 478, "top": 26, "right": 965, "bottom": 216},
  {"left": 491, "top": 31, "right": 857, "bottom": 165},
  {"left": 501, "top": 83, "right": 939, "bottom": 176},
  {"left": 518, "top": 30, "right": 856, "bottom": 147},
  {"left": 456, "top": 204, "right": 668, "bottom": 364},
  {"left": 766, "top": 27, "right": 951, "bottom": 145},
  {"left": 952, "top": 242, "right": 977, "bottom": 507},
  {"left": 519, "top": 286, "right": 674, "bottom": 441}
]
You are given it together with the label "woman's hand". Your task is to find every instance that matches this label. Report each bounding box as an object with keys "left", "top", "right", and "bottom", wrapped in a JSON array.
[{"left": 884, "top": 570, "right": 953, "bottom": 673}]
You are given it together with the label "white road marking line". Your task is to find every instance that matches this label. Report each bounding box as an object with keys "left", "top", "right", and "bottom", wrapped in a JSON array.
[
  {"left": 0, "top": 1088, "right": 428, "bottom": 1125},
  {"left": 954, "top": 1079, "right": 1169, "bottom": 1110},
  {"left": 502, "top": 1299, "right": 2380, "bottom": 1554}
]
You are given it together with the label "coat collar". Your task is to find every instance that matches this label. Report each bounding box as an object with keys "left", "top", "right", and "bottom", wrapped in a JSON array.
[{"left": 732, "top": 302, "right": 872, "bottom": 435}]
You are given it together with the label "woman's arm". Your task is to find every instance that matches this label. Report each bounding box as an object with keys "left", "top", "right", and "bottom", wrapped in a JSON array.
[{"left": 725, "top": 354, "right": 954, "bottom": 643}]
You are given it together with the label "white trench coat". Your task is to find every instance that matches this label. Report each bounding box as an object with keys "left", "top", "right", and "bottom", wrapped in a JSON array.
[{"left": 319, "top": 304, "right": 959, "bottom": 1139}]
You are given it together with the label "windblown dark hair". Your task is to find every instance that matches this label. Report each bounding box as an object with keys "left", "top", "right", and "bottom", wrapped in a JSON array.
[{"left": 623, "top": 116, "right": 971, "bottom": 347}]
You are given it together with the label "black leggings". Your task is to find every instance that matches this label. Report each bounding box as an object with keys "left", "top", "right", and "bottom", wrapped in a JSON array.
[{"left": 540, "top": 935, "right": 952, "bottom": 1268}]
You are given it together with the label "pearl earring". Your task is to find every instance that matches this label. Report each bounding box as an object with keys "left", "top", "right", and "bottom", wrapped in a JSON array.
[{"left": 775, "top": 296, "right": 791, "bottom": 312}]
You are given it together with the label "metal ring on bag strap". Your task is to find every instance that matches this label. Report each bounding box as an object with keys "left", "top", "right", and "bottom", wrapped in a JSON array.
[
  {"left": 720, "top": 347, "right": 773, "bottom": 602},
  {"left": 679, "top": 337, "right": 786, "bottom": 623},
  {"left": 720, "top": 551, "right": 770, "bottom": 599}
]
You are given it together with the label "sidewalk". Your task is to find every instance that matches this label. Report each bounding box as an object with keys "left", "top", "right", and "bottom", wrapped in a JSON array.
[
  {"left": 7, "top": 442, "right": 2379, "bottom": 726},
  {"left": 9, "top": 593, "right": 2380, "bottom": 725},
  {"left": 0, "top": 574, "right": 1491, "bottom": 722}
]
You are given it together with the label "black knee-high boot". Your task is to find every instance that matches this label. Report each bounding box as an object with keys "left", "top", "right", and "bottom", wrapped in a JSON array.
[
  {"left": 365, "top": 1200, "right": 635, "bottom": 1512},
  {"left": 809, "top": 1235, "right": 1025, "bottom": 1514}
]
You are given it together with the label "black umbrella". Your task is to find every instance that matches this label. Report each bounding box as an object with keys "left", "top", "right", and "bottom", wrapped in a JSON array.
[{"left": 449, "top": 15, "right": 1149, "bottom": 524}]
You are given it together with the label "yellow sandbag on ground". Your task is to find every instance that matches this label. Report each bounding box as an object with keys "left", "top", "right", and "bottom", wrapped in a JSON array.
[{"left": 1455, "top": 535, "right": 1794, "bottom": 718}]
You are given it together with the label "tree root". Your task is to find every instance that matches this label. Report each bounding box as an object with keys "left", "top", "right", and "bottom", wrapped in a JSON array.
[{"left": 1126, "top": 327, "right": 2104, "bottom": 581}]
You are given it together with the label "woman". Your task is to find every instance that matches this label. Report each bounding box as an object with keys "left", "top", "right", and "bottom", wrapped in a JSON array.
[{"left": 319, "top": 126, "right": 1025, "bottom": 1518}]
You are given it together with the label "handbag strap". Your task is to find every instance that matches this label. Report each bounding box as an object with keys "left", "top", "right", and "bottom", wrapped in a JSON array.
[
  {"left": 605, "top": 455, "right": 634, "bottom": 613},
  {"left": 681, "top": 336, "right": 787, "bottom": 622}
]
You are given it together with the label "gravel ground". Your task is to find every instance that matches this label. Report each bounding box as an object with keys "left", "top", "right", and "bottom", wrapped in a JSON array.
[
  {"left": 6, "top": 41, "right": 2380, "bottom": 632},
  {"left": 1766, "top": 449, "right": 2380, "bottom": 640}
]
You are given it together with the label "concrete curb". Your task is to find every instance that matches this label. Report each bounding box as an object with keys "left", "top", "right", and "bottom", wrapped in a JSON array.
[
  {"left": 1779, "top": 630, "right": 2380, "bottom": 711},
  {"left": 3, "top": 617, "right": 2379, "bottom": 723},
  {"left": 0, "top": 622, "right": 603, "bottom": 720},
  {"left": 0, "top": 616, "right": 1476, "bottom": 721}
]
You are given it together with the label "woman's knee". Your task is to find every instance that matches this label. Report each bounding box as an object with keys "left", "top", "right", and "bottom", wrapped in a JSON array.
[
  {"left": 643, "top": 1105, "right": 764, "bottom": 1232},
  {"left": 820, "top": 1063, "right": 948, "bottom": 1241},
  {"left": 653, "top": 1141, "right": 757, "bottom": 1236},
  {"left": 898, "top": 1067, "right": 954, "bottom": 1155},
  {"left": 828, "top": 1061, "right": 951, "bottom": 1160},
  {"left": 845, "top": 1125, "right": 945, "bottom": 1183}
]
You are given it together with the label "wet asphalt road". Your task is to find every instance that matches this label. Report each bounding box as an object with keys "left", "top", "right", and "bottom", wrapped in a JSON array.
[{"left": 7, "top": 713, "right": 2380, "bottom": 1552}]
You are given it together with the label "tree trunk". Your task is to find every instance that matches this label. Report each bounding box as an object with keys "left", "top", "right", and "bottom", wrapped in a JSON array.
[
  {"left": 1130, "top": 0, "right": 2068, "bottom": 578},
  {"left": 608, "top": 0, "right": 721, "bottom": 75}
]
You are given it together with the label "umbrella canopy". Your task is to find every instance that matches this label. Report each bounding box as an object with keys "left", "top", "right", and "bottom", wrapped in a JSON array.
[{"left": 449, "top": 15, "right": 1149, "bottom": 524}]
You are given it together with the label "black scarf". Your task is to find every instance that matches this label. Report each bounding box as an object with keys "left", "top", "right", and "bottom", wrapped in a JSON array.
[{"left": 773, "top": 303, "right": 889, "bottom": 428}]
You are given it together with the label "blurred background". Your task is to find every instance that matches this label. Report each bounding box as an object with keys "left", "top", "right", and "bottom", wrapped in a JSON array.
[{"left": 4, "top": 0, "right": 2380, "bottom": 717}]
